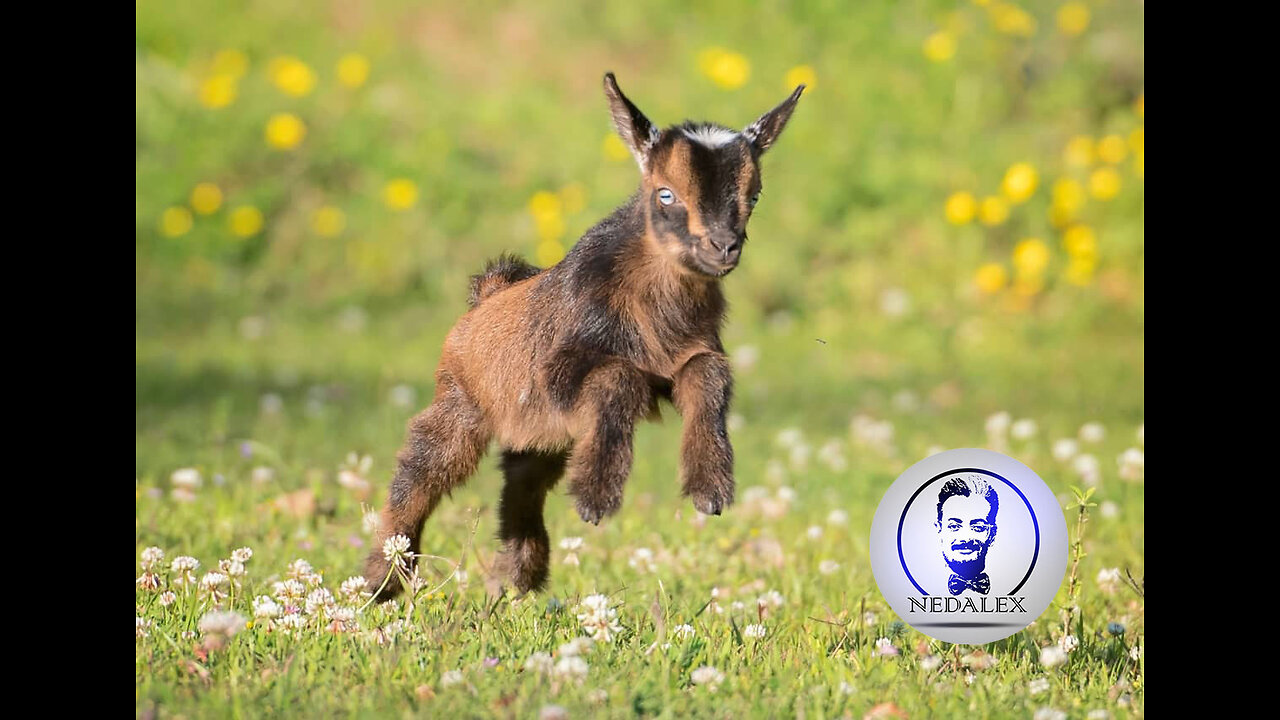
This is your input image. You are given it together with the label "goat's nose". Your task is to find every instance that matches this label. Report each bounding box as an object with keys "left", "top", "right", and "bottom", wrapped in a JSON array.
[{"left": 708, "top": 233, "right": 740, "bottom": 256}]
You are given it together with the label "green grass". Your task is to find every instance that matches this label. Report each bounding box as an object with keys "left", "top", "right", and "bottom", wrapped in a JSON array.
[{"left": 136, "top": 0, "right": 1143, "bottom": 716}]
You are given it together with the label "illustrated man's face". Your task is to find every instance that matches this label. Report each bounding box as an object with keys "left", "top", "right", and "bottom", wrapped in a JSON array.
[{"left": 936, "top": 495, "right": 997, "bottom": 577}]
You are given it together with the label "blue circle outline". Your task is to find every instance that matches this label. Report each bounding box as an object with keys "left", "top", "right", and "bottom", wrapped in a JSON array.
[{"left": 896, "top": 467, "right": 1040, "bottom": 596}]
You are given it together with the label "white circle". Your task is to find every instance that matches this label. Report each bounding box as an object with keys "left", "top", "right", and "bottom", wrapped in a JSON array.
[{"left": 869, "top": 448, "right": 1067, "bottom": 644}]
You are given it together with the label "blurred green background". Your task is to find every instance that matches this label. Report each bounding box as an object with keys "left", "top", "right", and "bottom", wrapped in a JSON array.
[{"left": 136, "top": 0, "right": 1142, "bottom": 506}]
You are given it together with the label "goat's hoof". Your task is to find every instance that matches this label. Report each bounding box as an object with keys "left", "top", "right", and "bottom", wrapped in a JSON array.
[
  {"left": 685, "top": 477, "right": 734, "bottom": 517},
  {"left": 573, "top": 493, "right": 618, "bottom": 526}
]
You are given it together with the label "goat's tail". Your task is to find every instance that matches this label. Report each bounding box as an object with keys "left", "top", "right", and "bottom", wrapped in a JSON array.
[{"left": 468, "top": 253, "right": 542, "bottom": 308}]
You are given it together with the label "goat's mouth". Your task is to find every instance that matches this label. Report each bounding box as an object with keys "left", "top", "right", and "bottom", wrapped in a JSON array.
[{"left": 689, "top": 253, "right": 739, "bottom": 278}]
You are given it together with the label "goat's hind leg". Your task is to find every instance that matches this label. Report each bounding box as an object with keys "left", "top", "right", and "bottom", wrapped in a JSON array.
[
  {"left": 495, "top": 450, "right": 567, "bottom": 593},
  {"left": 364, "top": 374, "right": 491, "bottom": 599}
]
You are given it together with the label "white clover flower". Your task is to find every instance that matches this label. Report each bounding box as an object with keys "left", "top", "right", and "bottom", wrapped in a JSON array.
[
  {"left": 170, "top": 556, "right": 200, "bottom": 585},
  {"left": 1073, "top": 454, "right": 1100, "bottom": 485},
  {"left": 170, "top": 468, "right": 202, "bottom": 489},
  {"left": 587, "top": 689, "right": 608, "bottom": 705},
  {"left": 251, "top": 466, "right": 275, "bottom": 485},
  {"left": 838, "top": 681, "right": 856, "bottom": 696},
  {"left": 200, "top": 572, "right": 228, "bottom": 590},
  {"left": 1100, "top": 501, "right": 1119, "bottom": 518},
  {"left": 985, "top": 411, "right": 1011, "bottom": 436},
  {"left": 383, "top": 535, "right": 412, "bottom": 567},
  {"left": 1059, "top": 635, "right": 1079, "bottom": 653},
  {"left": 1118, "top": 448, "right": 1144, "bottom": 481},
  {"left": 1029, "top": 678, "right": 1050, "bottom": 696},
  {"left": 851, "top": 415, "right": 895, "bottom": 451},
  {"left": 277, "top": 613, "right": 307, "bottom": 633},
  {"left": 1039, "top": 645, "right": 1067, "bottom": 668},
  {"left": 140, "top": 546, "right": 165, "bottom": 570},
  {"left": 368, "top": 619, "right": 406, "bottom": 646},
  {"left": 776, "top": 486, "right": 797, "bottom": 503},
  {"left": 732, "top": 345, "right": 760, "bottom": 373},
  {"left": 893, "top": 389, "right": 920, "bottom": 412},
  {"left": 1096, "top": 568, "right": 1122, "bottom": 595},
  {"left": 440, "top": 670, "right": 464, "bottom": 688},
  {"left": 1011, "top": 418, "right": 1038, "bottom": 440},
  {"left": 873, "top": 637, "right": 899, "bottom": 657},
  {"left": 775, "top": 428, "right": 803, "bottom": 449},
  {"left": 730, "top": 601, "right": 745, "bottom": 612},
  {"left": 827, "top": 509, "right": 849, "bottom": 526},
  {"left": 1079, "top": 422, "right": 1106, "bottom": 443},
  {"left": 198, "top": 610, "right": 247, "bottom": 638},
  {"left": 274, "top": 579, "right": 307, "bottom": 601},
  {"left": 1033, "top": 709, "right": 1066, "bottom": 720},
  {"left": 159, "top": 591, "right": 177, "bottom": 606},
  {"left": 1129, "top": 644, "right": 1142, "bottom": 661},
  {"left": 806, "top": 525, "right": 823, "bottom": 540},
  {"left": 524, "top": 651, "right": 554, "bottom": 674},
  {"left": 863, "top": 611, "right": 877, "bottom": 626},
  {"left": 340, "top": 576, "right": 370, "bottom": 602},
  {"left": 819, "top": 560, "right": 840, "bottom": 576},
  {"left": 788, "top": 442, "right": 811, "bottom": 472},
  {"left": 576, "top": 595, "right": 622, "bottom": 643},
  {"left": 539, "top": 705, "right": 570, "bottom": 720},
  {"left": 818, "top": 439, "right": 848, "bottom": 472},
  {"left": 361, "top": 509, "right": 381, "bottom": 536},
  {"left": 629, "top": 547, "right": 656, "bottom": 573},
  {"left": 221, "top": 560, "right": 246, "bottom": 578},
  {"left": 306, "top": 588, "right": 337, "bottom": 616},
  {"left": 764, "top": 460, "right": 787, "bottom": 484},
  {"left": 253, "top": 596, "right": 282, "bottom": 619},
  {"left": 726, "top": 413, "right": 745, "bottom": 432},
  {"left": 136, "top": 616, "right": 151, "bottom": 638},
  {"left": 328, "top": 607, "right": 358, "bottom": 633},
  {"left": 691, "top": 665, "right": 725, "bottom": 691},
  {"left": 743, "top": 624, "right": 766, "bottom": 639},
  {"left": 260, "top": 393, "right": 284, "bottom": 415},
  {"left": 673, "top": 624, "right": 695, "bottom": 639},
  {"left": 879, "top": 287, "right": 911, "bottom": 317},
  {"left": 559, "top": 536, "right": 583, "bottom": 551},
  {"left": 287, "top": 559, "right": 315, "bottom": 579},
  {"left": 137, "top": 572, "right": 161, "bottom": 591},
  {"left": 389, "top": 383, "right": 417, "bottom": 408},
  {"left": 1052, "top": 438, "right": 1079, "bottom": 462},
  {"left": 1087, "top": 710, "right": 1111, "bottom": 720},
  {"left": 231, "top": 547, "right": 253, "bottom": 563},
  {"left": 757, "top": 590, "right": 785, "bottom": 609},
  {"left": 919, "top": 655, "right": 941, "bottom": 671},
  {"left": 553, "top": 656, "right": 589, "bottom": 683}
]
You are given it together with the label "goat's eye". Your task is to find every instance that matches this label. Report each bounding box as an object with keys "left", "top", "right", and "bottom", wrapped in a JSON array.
[
  {"left": 657, "top": 188, "right": 676, "bottom": 206},
  {"left": 749, "top": 192, "right": 761, "bottom": 207}
]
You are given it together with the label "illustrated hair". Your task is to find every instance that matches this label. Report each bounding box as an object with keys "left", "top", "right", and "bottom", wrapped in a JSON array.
[{"left": 936, "top": 475, "right": 999, "bottom": 523}]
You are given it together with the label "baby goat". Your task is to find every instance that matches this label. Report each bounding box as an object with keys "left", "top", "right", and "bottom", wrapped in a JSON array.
[{"left": 364, "top": 73, "right": 804, "bottom": 597}]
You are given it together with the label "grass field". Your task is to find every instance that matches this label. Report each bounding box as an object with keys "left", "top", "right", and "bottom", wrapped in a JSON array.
[{"left": 136, "top": 1, "right": 1144, "bottom": 716}]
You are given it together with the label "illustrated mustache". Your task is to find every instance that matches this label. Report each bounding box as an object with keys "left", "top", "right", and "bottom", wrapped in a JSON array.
[{"left": 950, "top": 541, "right": 984, "bottom": 552}]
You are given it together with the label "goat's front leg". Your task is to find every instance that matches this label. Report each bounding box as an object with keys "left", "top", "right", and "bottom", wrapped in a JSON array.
[
  {"left": 548, "top": 351, "right": 651, "bottom": 525},
  {"left": 672, "top": 351, "right": 735, "bottom": 515}
]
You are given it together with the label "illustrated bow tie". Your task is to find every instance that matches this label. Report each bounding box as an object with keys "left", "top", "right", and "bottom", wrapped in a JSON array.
[{"left": 948, "top": 573, "right": 991, "bottom": 595}]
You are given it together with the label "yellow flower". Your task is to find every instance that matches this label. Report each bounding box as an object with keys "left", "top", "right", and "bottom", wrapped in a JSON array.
[
  {"left": 944, "top": 192, "right": 977, "bottom": 225},
  {"left": 922, "top": 31, "right": 957, "bottom": 62},
  {"left": 1134, "top": 93, "right": 1144, "bottom": 118},
  {"left": 974, "top": 263, "right": 1008, "bottom": 294},
  {"left": 1056, "top": 2, "right": 1090, "bottom": 36},
  {"left": 527, "top": 191, "right": 562, "bottom": 223},
  {"left": 269, "top": 56, "right": 317, "bottom": 97},
  {"left": 1097, "top": 134, "right": 1127, "bottom": 164},
  {"left": 337, "top": 53, "right": 371, "bottom": 89},
  {"left": 229, "top": 206, "right": 264, "bottom": 238},
  {"left": 698, "top": 47, "right": 751, "bottom": 90},
  {"left": 1063, "top": 135, "right": 1095, "bottom": 168},
  {"left": 1064, "top": 257, "right": 1096, "bottom": 286},
  {"left": 1001, "top": 162, "right": 1038, "bottom": 204},
  {"left": 384, "top": 179, "right": 419, "bottom": 210},
  {"left": 1051, "top": 178, "right": 1085, "bottom": 213},
  {"left": 160, "top": 207, "right": 194, "bottom": 238},
  {"left": 1013, "top": 238, "right": 1050, "bottom": 277},
  {"left": 312, "top": 206, "right": 346, "bottom": 237},
  {"left": 559, "top": 182, "right": 587, "bottom": 216},
  {"left": 265, "top": 113, "right": 306, "bottom": 150},
  {"left": 1129, "top": 127, "right": 1144, "bottom": 156},
  {"left": 1011, "top": 275, "right": 1043, "bottom": 298},
  {"left": 978, "top": 196, "right": 1010, "bottom": 226},
  {"left": 536, "top": 239, "right": 565, "bottom": 266},
  {"left": 190, "top": 183, "right": 223, "bottom": 215},
  {"left": 989, "top": 3, "right": 1037, "bottom": 37},
  {"left": 602, "top": 133, "right": 630, "bottom": 163},
  {"left": 535, "top": 215, "right": 565, "bottom": 242},
  {"left": 1088, "top": 167, "right": 1121, "bottom": 200},
  {"left": 211, "top": 49, "right": 249, "bottom": 78},
  {"left": 1062, "top": 225, "right": 1097, "bottom": 261},
  {"left": 198, "top": 74, "right": 237, "bottom": 109},
  {"left": 784, "top": 64, "right": 817, "bottom": 91}
]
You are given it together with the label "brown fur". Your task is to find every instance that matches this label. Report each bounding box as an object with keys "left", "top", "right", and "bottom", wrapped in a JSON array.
[{"left": 363, "top": 73, "right": 802, "bottom": 598}]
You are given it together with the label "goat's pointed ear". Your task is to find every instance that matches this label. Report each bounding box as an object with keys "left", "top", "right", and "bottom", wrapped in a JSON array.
[
  {"left": 603, "top": 72, "right": 659, "bottom": 170},
  {"left": 743, "top": 84, "right": 805, "bottom": 154}
]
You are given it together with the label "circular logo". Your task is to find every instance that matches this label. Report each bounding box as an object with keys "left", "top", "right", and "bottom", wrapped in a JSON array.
[{"left": 869, "top": 448, "right": 1067, "bottom": 644}]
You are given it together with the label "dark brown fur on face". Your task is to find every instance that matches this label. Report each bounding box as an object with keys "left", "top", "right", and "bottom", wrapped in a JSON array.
[{"left": 363, "top": 73, "right": 803, "bottom": 598}]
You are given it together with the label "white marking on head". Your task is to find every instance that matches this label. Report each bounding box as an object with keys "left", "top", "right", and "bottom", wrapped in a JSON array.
[{"left": 681, "top": 125, "right": 740, "bottom": 148}]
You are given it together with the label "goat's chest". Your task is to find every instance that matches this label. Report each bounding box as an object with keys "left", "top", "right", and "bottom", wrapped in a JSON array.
[{"left": 617, "top": 290, "right": 722, "bottom": 378}]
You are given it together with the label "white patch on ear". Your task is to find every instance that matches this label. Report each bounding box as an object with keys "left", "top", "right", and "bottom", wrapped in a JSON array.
[{"left": 682, "top": 126, "right": 740, "bottom": 148}]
